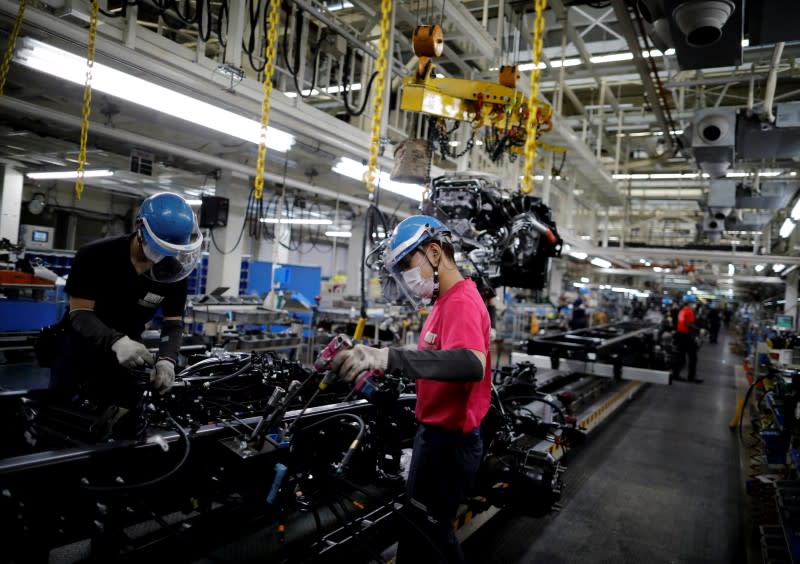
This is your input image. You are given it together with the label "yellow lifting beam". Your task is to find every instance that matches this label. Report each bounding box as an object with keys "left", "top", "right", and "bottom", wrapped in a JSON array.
[
  {"left": 75, "top": 0, "right": 100, "bottom": 201},
  {"left": 254, "top": 0, "right": 282, "bottom": 201}
]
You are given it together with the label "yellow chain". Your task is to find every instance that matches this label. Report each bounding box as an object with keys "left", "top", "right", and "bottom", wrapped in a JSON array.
[
  {"left": 0, "top": 0, "right": 27, "bottom": 98},
  {"left": 75, "top": 1, "right": 99, "bottom": 201},
  {"left": 254, "top": 0, "right": 281, "bottom": 201},
  {"left": 520, "top": 0, "right": 548, "bottom": 194},
  {"left": 364, "top": 0, "right": 392, "bottom": 194}
]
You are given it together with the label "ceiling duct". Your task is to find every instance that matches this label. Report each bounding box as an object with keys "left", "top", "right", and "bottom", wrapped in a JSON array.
[
  {"left": 748, "top": 0, "right": 800, "bottom": 46},
  {"left": 736, "top": 182, "right": 799, "bottom": 210},
  {"left": 636, "top": 0, "right": 674, "bottom": 52},
  {"left": 638, "top": 0, "right": 743, "bottom": 70},
  {"left": 689, "top": 107, "right": 737, "bottom": 178},
  {"left": 706, "top": 179, "right": 736, "bottom": 220},
  {"left": 737, "top": 110, "right": 800, "bottom": 160},
  {"left": 725, "top": 211, "right": 774, "bottom": 233},
  {"left": 672, "top": 0, "right": 735, "bottom": 47},
  {"left": 701, "top": 212, "right": 725, "bottom": 243}
]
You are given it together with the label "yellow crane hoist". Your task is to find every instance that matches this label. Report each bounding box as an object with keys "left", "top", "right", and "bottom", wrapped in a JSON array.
[
  {"left": 74, "top": 0, "right": 100, "bottom": 201},
  {"left": 399, "top": 1, "right": 557, "bottom": 193}
]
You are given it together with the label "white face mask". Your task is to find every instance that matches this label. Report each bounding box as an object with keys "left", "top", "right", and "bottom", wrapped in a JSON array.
[
  {"left": 140, "top": 238, "right": 165, "bottom": 263},
  {"left": 402, "top": 265, "right": 435, "bottom": 298}
]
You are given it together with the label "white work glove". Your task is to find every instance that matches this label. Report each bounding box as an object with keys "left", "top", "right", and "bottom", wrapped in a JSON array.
[
  {"left": 331, "top": 344, "right": 389, "bottom": 383},
  {"left": 151, "top": 359, "right": 176, "bottom": 394},
  {"left": 111, "top": 336, "right": 153, "bottom": 368}
]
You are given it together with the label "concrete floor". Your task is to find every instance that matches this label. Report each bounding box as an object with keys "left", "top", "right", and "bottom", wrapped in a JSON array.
[{"left": 463, "top": 332, "right": 745, "bottom": 564}]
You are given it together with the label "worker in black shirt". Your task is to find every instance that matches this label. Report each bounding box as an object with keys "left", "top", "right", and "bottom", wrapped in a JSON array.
[{"left": 50, "top": 193, "right": 202, "bottom": 424}]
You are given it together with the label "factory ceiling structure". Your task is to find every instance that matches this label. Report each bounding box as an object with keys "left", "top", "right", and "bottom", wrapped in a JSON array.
[{"left": 2, "top": 0, "right": 800, "bottom": 296}]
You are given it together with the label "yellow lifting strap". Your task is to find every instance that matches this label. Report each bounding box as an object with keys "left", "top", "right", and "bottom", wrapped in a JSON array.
[
  {"left": 0, "top": 0, "right": 27, "bottom": 97},
  {"left": 254, "top": 0, "right": 281, "bottom": 201},
  {"left": 520, "top": 0, "right": 548, "bottom": 195},
  {"left": 75, "top": 0, "right": 99, "bottom": 201},
  {"left": 364, "top": 0, "right": 393, "bottom": 195}
]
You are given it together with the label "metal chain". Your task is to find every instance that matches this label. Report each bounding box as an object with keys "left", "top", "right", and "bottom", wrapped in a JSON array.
[
  {"left": 75, "top": 0, "right": 99, "bottom": 201},
  {"left": 520, "top": 0, "right": 548, "bottom": 194},
  {"left": 0, "top": 0, "right": 27, "bottom": 98},
  {"left": 364, "top": 0, "right": 392, "bottom": 195},
  {"left": 254, "top": 0, "right": 281, "bottom": 200}
]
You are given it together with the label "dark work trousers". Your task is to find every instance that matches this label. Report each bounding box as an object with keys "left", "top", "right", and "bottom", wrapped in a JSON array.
[
  {"left": 673, "top": 332, "right": 698, "bottom": 381},
  {"left": 396, "top": 424, "right": 483, "bottom": 564},
  {"left": 709, "top": 323, "right": 721, "bottom": 344},
  {"left": 50, "top": 331, "right": 144, "bottom": 411}
]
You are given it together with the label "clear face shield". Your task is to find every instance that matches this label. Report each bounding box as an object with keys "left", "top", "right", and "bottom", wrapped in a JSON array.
[
  {"left": 382, "top": 240, "right": 440, "bottom": 311},
  {"left": 139, "top": 216, "right": 203, "bottom": 283}
]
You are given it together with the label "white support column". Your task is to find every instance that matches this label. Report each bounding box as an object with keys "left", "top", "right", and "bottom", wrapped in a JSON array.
[
  {"left": 786, "top": 269, "right": 799, "bottom": 321},
  {"left": 346, "top": 213, "right": 366, "bottom": 297},
  {"left": 548, "top": 259, "right": 565, "bottom": 306},
  {"left": 595, "top": 79, "right": 606, "bottom": 160},
  {"left": 602, "top": 207, "right": 610, "bottom": 248},
  {"left": 225, "top": 0, "right": 247, "bottom": 67},
  {"left": 124, "top": 4, "right": 138, "bottom": 49},
  {"left": 541, "top": 151, "right": 553, "bottom": 206},
  {"left": 207, "top": 171, "right": 248, "bottom": 296},
  {"left": 566, "top": 172, "right": 576, "bottom": 236},
  {"left": 0, "top": 167, "right": 23, "bottom": 244},
  {"left": 589, "top": 201, "right": 598, "bottom": 244}
]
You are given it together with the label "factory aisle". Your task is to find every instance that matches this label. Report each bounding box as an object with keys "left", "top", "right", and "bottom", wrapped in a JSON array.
[{"left": 464, "top": 333, "right": 744, "bottom": 564}]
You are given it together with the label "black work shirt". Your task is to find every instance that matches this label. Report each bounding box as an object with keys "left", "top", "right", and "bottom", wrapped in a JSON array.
[{"left": 65, "top": 235, "right": 188, "bottom": 340}]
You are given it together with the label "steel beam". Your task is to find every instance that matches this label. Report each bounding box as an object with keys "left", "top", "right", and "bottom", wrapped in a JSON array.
[{"left": 549, "top": 0, "right": 619, "bottom": 112}]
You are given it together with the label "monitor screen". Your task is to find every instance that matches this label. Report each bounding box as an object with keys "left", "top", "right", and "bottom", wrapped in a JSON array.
[
  {"left": 31, "top": 230, "right": 49, "bottom": 243},
  {"left": 776, "top": 315, "right": 794, "bottom": 330}
]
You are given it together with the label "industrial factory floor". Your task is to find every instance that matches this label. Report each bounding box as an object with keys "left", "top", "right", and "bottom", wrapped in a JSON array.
[{"left": 463, "top": 332, "right": 744, "bottom": 564}]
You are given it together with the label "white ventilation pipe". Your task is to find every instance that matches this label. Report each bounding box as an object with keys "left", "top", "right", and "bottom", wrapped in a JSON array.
[{"left": 764, "top": 41, "right": 785, "bottom": 123}]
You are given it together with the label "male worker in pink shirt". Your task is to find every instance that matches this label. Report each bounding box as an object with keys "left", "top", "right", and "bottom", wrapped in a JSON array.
[{"left": 332, "top": 215, "right": 491, "bottom": 563}]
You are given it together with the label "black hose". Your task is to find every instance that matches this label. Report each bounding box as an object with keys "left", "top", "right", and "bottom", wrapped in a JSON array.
[
  {"left": 342, "top": 69, "right": 379, "bottom": 117},
  {"left": 81, "top": 416, "right": 191, "bottom": 492}
]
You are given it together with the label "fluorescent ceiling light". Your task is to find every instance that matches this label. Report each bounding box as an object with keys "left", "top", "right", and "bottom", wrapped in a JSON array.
[
  {"left": 728, "top": 263, "right": 735, "bottom": 276},
  {"left": 26, "top": 168, "right": 113, "bottom": 179},
  {"left": 325, "top": 1, "right": 353, "bottom": 11},
  {"left": 16, "top": 38, "right": 295, "bottom": 152},
  {"left": 325, "top": 230, "right": 352, "bottom": 238},
  {"left": 613, "top": 172, "right": 697, "bottom": 180},
  {"left": 727, "top": 170, "right": 783, "bottom": 178},
  {"left": 186, "top": 199, "right": 202, "bottom": 206},
  {"left": 590, "top": 257, "right": 612, "bottom": 269},
  {"left": 549, "top": 58, "right": 581, "bottom": 69},
  {"left": 517, "top": 62, "right": 547, "bottom": 71},
  {"left": 611, "top": 287, "right": 627, "bottom": 293},
  {"left": 653, "top": 266, "right": 663, "bottom": 273},
  {"left": 568, "top": 251, "right": 588, "bottom": 260},
  {"left": 780, "top": 218, "right": 795, "bottom": 239},
  {"left": 741, "top": 38, "right": 750, "bottom": 47},
  {"left": 580, "top": 277, "right": 590, "bottom": 283},
  {"left": 773, "top": 263, "right": 786, "bottom": 273},
  {"left": 791, "top": 199, "right": 800, "bottom": 221},
  {"left": 260, "top": 218, "right": 333, "bottom": 225},
  {"left": 590, "top": 52, "right": 633, "bottom": 64},
  {"left": 755, "top": 264, "right": 765, "bottom": 272},
  {"left": 332, "top": 157, "right": 424, "bottom": 201}
]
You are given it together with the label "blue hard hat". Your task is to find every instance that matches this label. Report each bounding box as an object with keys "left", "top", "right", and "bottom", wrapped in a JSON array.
[
  {"left": 683, "top": 294, "right": 697, "bottom": 303},
  {"left": 662, "top": 296, "right": 673, "bottom": 306},
  {"left": 384, "top": 215, "right": 451, "bottom": 273},
  {"left": 137, "top": 193, "right": 197, "bottom": 256}
]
